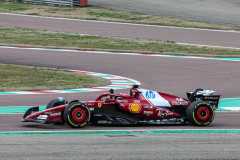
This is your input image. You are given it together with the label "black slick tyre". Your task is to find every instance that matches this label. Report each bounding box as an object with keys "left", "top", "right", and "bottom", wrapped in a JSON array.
[
  {"left": 186, "top": 101, "right": 214, "bottom": 126},
  {"left": 64, "top": 102, "right": 90, "bottom": 128}
]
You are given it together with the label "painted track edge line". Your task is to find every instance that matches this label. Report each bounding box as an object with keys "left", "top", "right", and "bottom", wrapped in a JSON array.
[
  {"left": 177, "top": 42, "right": 240, "bottom": 50},
  {"left": 1, "top": 129, "right": 240, "bottom": 136}
]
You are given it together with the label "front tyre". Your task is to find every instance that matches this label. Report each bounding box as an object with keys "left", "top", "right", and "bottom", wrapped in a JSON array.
[
  {"left": 186, "top": 101, "right": 214, "bottom": 126},
  {"left": 64, "top": 102, "right": 90, "bottom": 128}
]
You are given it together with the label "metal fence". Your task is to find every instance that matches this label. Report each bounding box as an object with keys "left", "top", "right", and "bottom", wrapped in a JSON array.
[{"left": 21, "top": 0, "right": 85, "bottom": 7}]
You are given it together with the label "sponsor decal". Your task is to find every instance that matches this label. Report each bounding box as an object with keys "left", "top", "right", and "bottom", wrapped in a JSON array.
[
  {"left": 37, "top": 115, "right": 48, "bottom": 120},
  {"left": 143, "top": 111, "right": 153, "bottom": 116},
  {"left": 203, "top": 96, "right": 220, "bottom": 101},
  {"left": 97, "top": 102, "right": 103, "bottom": 108},
  {"left": 157, "top": 109, "right": 168, "bottom": 117},
  {"left": 145, "top": 90, "right": 156, "bottom": 99},
  {"left": 129, "top": 103, "right": 142, "bottom": 113},
  {"left": 46, "top": 112, "right": 62, "bottom": 116},
  {"left": 172, "top": 98, "right": 188, "bottom": 105},
  {"left": 140, "top": 89, "right": 171, "bottom": 107}
]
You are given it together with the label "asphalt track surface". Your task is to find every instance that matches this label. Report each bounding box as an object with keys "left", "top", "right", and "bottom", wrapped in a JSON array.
[
  {"left": 90, "top": 0, "right": 240, "bottom": 26},
  {"left": 1, "top": 13, "right": 240, "bottom": 160},
  {"left": 1, "top": 13, "right": 240, "bottom": 48},
  {"left": 0, "top": 47, "right": 240, "bottom": 131},
  {"left": 1, "top": 134, "right": 240, "bottom": 160}
]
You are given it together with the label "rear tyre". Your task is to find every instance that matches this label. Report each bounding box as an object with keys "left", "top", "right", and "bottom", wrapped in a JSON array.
[
  {"left": 64, "top": 102, "right": 90, "bottom": 128},
  {"left": 186, "top": 101, "right": 214, "bottom": 126}
]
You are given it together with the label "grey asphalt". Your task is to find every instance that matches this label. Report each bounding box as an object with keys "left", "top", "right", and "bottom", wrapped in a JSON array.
[
  {"left": 0, "top": 47, "right": 240, "bottom": 106},
  {"left": 1, "top": 134, "right": 240, "bottom": 160},
  {"left": 1, "top": 13, "right": 240, "bottom": 48},
  {"left": 90, "top": 0, "right": 240, "bottom": 26},
  {"left": 1, "top": 10, "right": 240, "bottom": 160},
  {"left": 0, "top": 47, "right": 240, "bottom": 130},
  {"left": 1, "top": 112, "right": 240, "bottom": 131}
]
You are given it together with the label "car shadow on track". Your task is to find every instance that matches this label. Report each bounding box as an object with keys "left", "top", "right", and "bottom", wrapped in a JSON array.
[{"left": 20, "top": 123, "right": 215, "bottom": 130}]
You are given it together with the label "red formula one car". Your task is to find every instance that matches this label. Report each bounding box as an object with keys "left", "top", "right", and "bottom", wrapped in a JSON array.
[{"left": 22, "top": 85, "right": 220, "bottom": 128}]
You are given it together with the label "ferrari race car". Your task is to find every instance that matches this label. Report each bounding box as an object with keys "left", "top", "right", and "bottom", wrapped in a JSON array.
[{"left": 22, "top": 85, "right": 220, "bottom": 128}]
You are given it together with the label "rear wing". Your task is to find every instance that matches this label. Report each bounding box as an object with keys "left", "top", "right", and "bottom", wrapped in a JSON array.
[
  {"left": 187, "top": 89, "right": 221, "bottom": 108},
  {"left": 202, "top": 95, "right": 221, "bottom": 109}
]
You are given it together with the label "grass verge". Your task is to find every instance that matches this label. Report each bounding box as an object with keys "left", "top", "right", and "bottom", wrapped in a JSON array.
[
  {"left": 0, "top": 27, "right": 240, "bottom": 57},
  {"left": 0, "top": 64, "right": 107, "bottom": 91},
  {"left": 0, "top": 1, "right": 238, "bottom": 30}
]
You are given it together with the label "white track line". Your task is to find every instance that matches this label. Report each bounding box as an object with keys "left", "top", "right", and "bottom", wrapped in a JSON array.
[{"left": 177, "top": 43, "right": 240, "bottom": 50}]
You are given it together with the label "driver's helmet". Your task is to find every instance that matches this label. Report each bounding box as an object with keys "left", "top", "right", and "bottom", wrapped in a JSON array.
[{"left": 130, "top": 85, "right": 140, "bottom": 97}]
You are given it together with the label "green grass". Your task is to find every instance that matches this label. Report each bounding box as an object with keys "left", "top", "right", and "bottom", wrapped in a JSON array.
[
  {"left": 0, "top": 27, "right": 240, "bottom": 57},
  {"left": 0, "top": 1, "right": 238, "bottom": 30},
  {"left": 0, "top": 64, "right": 107, "bottom": 91},
  {"left": 0, "top": 1, "right": 30, "bottom": 11}
]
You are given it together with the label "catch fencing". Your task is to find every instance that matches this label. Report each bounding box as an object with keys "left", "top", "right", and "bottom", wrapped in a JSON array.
[{"left": 20, "top": 0, "right": 88, "bottom": 7}]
